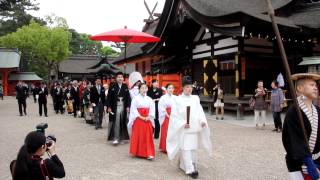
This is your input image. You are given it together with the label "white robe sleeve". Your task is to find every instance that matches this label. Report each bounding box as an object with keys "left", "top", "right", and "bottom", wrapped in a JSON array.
[
  {"left": 158, "top": 95, "right": 167, "bottom": 126},
  {"left": 196, "top": 96, "right": 207, "bottom": 124},
  {"left": 166, "top": 97, "right": 186, "bottom": 160},
  {"left": 195, "top": 96, "right": 213, "bottom": 156},
  {"left": 148, "top": 97, "right": 156, "bottom": 127},
  {"left": 128, "top": 97, "right": 139, "bottom": 129}
]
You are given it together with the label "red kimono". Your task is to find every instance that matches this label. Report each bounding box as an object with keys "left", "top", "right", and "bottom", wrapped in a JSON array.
[
  {"left": 159, "top": 107, "right": 171, "bottom": 152},
  {"left": 128, "top": 94, "right": 155, "bottom": 158}
]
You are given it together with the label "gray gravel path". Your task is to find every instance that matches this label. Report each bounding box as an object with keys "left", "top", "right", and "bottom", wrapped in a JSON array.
[{"left": 0, "top": 97, "right": 288, "bottom": 180}]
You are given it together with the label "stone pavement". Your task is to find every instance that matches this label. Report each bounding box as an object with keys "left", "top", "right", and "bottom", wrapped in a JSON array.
[{"left": 0, "top": 96, "right": 288, "bottom": 180}]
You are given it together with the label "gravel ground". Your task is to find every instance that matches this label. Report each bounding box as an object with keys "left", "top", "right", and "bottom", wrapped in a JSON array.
[{"left": 0, "top": 97, "right": 288, "bottom": 180}]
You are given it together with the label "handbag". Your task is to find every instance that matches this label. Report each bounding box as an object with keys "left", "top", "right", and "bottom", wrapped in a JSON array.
[
  {"left": 249, "top": 97, "right": 256, "bottom": 108},
  {"left": 218, "top": 92, "right": 224, "bottom": 99}
]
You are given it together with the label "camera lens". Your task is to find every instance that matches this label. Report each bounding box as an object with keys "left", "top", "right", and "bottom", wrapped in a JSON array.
[{"left": 46, "top": 141, "right": 52, "bottom": 147}]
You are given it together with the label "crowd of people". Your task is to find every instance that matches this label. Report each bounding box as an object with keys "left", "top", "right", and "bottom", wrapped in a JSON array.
[
  {"left": 10, "top": 71, "right": 320, "bottom": 179},
  {"left": 12, "top": 72, "right": 212, "bottom": 179}
]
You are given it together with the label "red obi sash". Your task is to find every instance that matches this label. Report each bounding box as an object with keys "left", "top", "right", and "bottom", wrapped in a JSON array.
[{"left": 137, "top": 108, "right": 149, "bottom": 117}]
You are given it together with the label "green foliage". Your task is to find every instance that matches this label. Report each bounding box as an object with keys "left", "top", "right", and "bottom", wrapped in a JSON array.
[
  {"left": 0, "top": 21, "right": 71, "bottom": 81},
  {"left": 69, "top": 29, "right": 119, "bottom": 57},
  {"left": 0, "top": 0, "right": 46, "bottom": 36},
  {"left": 79, "top": 33, "right": 102, "bottom": 54},
  {"left": 100, "top": 46, "right": 119, "bottom": 57},
  {"left": 44, "top": 14, "right": 69, "bottom": 29}
]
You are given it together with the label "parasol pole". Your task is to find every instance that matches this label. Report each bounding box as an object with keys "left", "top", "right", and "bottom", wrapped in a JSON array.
[
  {"left": 265, "top": 0, "right": 310, "bottom": 152},
  {"left": 124, "top": 42, "right": 127, "bottom": 78}
]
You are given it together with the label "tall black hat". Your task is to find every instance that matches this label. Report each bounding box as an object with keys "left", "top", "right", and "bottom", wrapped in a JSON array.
[{"left": 182, "top": 76, "right": 193, "bottom": 87}]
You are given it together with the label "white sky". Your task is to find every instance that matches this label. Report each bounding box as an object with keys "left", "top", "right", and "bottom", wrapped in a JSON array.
[{"left": 30, "top": 0, "right": 165, "bottom": 35}]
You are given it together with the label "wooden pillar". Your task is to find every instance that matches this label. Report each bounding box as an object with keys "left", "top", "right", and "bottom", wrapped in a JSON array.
[
  {"left": 203, "top": 59, "right": 218, "bottom": 96},
  {"left": 2, "top": 70, "right": 9, "bottom": 96},
  {"left": 235, "top": 54, "right": 240, "bottom": 97}
]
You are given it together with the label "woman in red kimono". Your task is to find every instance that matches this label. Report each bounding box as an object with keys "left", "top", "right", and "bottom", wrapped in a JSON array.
[
  {"left": 128, "top": 83, "right": 155, "bottom": 160},
  {"left": 158, "top": 83, "right": 175, "bottom": 153}
]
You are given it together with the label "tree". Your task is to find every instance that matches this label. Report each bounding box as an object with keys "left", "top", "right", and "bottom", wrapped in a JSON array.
[
  {"left": 78, "top": 33, "right": 102, "bottom": 54},
  {"left": 68, "top": 29, "right": 119, "bottom": 57},
  {"left": 68, "top": 28, "right": 81, "bottom": 54},
  {"left": 100, "top": 46, "right": 119, "bottom": 57},
  {"left": 44, "top": 14, "right": 69, "bottom": 29},
  {"left": 0, "top": 0, "right": 46, "bottom": 36},
  {"left": 0, "top": 0, "right": 38, "bottom": 12},
  {"left": 0, "top": 21, "right": 71, "bottom": 83}
]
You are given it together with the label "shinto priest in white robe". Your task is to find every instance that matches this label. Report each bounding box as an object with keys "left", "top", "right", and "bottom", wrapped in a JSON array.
[{"left": 166, "top": 93, "right": 212, "bottom": 174}]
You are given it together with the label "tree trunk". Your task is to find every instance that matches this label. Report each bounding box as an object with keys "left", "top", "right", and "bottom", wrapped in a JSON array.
[
  {"left": 55, "top": 63, "right": 59, "bottom": 81},
  {"left": 47, "top": 61, "right": 53, "bottom": 87}
]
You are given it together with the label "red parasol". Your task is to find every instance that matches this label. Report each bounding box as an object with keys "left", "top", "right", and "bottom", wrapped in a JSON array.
[{"left": 90, "top": 26, "right": 160, "bottom": 73}]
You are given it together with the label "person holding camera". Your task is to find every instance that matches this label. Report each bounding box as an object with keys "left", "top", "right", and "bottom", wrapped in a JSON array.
[
  {"left": 11, "top": 131, "right": 65, "bottom": 180},
  {"left": 213, "top": 84, "right": 224, "bottom": 120}
]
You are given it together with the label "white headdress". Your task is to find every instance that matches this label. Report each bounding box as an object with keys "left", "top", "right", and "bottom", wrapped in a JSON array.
[{"left": 128, "top": 71, "right": 144, "bottom": 89}]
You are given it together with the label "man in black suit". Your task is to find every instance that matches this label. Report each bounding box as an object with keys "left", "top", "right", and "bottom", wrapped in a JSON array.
[
  {"left": 90, "top": 78, "right": 106, "bottom": 130},
  {"left": 15, "top": 81, "right": 28, "bottom": 116},
  {"left": 71, "top": 80, "right": 80, "bottom": 118},
  {"left": 38, "top": 82, "right": 49, "bottom": 117},
  {"left": 147, "top": 79, "right": 163, "bottom": 139},
  {"left": 31, "top": 83, "right": 38, "bottom": 103},
  {"left": 53, "top": 83, "right": 64, "bottom": 114}
]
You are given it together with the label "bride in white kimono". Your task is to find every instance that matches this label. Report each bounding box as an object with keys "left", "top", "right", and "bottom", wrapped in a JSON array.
[{"left": 167, "top": 76, "right": 212, "bottom": 179}]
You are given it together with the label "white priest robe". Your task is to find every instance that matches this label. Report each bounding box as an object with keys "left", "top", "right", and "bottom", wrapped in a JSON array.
[{"left": 167, "top": 94, "right": 212, "bottom": 174}]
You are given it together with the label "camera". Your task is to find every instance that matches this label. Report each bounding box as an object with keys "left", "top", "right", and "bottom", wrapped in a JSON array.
[
  {"left": 35, "top": 123, "right": 56, "bottom": 149},
  {"left": 36, "top": 123, "right": 48, "bottom": 133}
]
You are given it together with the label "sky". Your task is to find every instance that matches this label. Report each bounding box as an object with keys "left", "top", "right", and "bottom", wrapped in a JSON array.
[{"left": 30, "top": 0, "right": 165, "bottom": 35}]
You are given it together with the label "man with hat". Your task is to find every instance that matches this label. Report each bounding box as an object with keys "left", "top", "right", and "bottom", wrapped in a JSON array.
[
  {"left": 37, "top": 82, "right": 49, "bottom": 117},
  {"left": 167, "top": 76, "right": 212, "bottom": 179},
  {"left": 282, "top": 73, "right": 320, "bottom": 180}
]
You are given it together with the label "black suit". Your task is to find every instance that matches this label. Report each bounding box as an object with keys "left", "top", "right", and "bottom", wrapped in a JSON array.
[
  {"left": 15, "top": 85, "right": 28, "bottom": 116},
  {"left": 71, "top": 86, "right": 80, "bottom": 117},
  {"left": 31, "top": 86, "right": 38, "bottom": 103},
  {"left": 147, "top": 87, "right": 163, "bottom": 139},
  {"left": 53, "top": 87, "right": 64, "bottom": 114},
  {"left": 37, "top": 87, "right": 48, "bottom": 116},
  {"left": 90, "top": 85, "right": 105, "bottom": 128}
]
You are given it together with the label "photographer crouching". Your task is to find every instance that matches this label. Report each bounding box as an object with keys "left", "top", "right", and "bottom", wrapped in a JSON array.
[{"left": 11, "top": 123, "right": 65, "bottom": 180}]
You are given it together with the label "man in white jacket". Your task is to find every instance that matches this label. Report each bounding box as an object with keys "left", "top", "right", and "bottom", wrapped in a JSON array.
[{"left": 166, "top": 76, "right": 212, "bottom": 179}]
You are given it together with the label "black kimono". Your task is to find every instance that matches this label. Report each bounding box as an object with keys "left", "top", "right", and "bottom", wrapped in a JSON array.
[
  {"left": 147, "top": 87, "right": 163, "bottom": 139},
  {"left": 106, "top": 83, "right": 131, "bottom": 141},
  {"left": 282, "top": 104, "right": 320, "bottom": 173}
]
